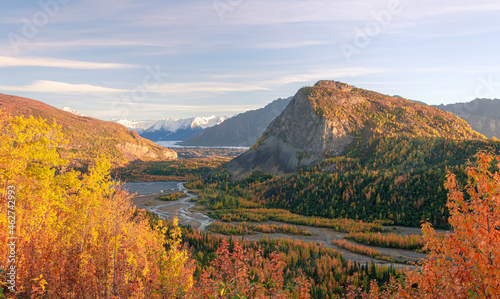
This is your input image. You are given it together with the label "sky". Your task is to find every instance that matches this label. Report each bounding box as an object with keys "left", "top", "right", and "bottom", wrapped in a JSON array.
[{"left": 1, "top": 0, "right": 500, "bottom": 121}]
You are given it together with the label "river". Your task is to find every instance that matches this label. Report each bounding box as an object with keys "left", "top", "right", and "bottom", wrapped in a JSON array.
[
  {"left": 127, "top": 181, "right": 421, "bottom": 269},
  {"left": 126, "top": 181, "right": 215, "bottom": 231}
]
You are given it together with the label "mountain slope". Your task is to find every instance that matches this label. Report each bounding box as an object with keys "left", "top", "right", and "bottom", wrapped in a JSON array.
[
  {"left": 182, "top": 97, "right": 292, "bottom": 147},
  {"left": 0, "top": 94, "right": 177, "bottom": 166},
  {"left": 225, "top": 81, "right": 484, "bottom": 179},
  {"left": 434, "top": 98, "right": 500, "bottom": 138}
]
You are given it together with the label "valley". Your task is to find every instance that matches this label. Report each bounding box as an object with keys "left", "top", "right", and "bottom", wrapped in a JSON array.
[
  {"left": 131, "top": 182, "right": 215, "bottom": 231},
  {"left": 130, "top": 181, "right": 427, "bottom": 268},
  {"left": 113, "top": 80, "right": 500, "bottom": 296},
  {"left": 3, "top": 1, "right": 500, "bottom": 297},
  {"left": 169, "top": 146, "right": 247, "bottom": 159}
]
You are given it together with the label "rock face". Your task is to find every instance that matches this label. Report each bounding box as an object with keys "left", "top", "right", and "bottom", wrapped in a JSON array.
[
  {"left": 266, "top": 82, "right": 357, "bottom": 157},
  {"left": 434, "top": 98, "right": 500, "bottom": 138},
  {"left": 182, "top": 97, "right": 292, "bottom": 147},
  {"left": 226, "top": 82, "right": 359, "bottom": 179},
  {"left": 462, "top": 116, "right": 500, "bottom": 139},
  {"left": 225, "top": 80, "right": 484, "bottom": 180},
  {"left": 117, "top": 137, "right": 177, "bottom": 161},
  {"left": 0, "top": 94, "right": 177, "bottom": 166},
  {"left": 225, "top": 135, "right": 300, "bottom": 179}
]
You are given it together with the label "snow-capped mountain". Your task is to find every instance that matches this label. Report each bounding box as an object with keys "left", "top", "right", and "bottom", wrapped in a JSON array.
[
  {"left": 116, "top": 115, "right": 226, "bottom": 141},
  {"left": 115, "top": 119, "right": 157, "bottom": 133},
  {"left": 62, "top": 107, "right": 86, "bottom": 117},
  {"left": 182, "top": 97, "right": 292, "bottom": 147},
  {"left": 146, "top": 116, "right": 225, "bottom": 132}
]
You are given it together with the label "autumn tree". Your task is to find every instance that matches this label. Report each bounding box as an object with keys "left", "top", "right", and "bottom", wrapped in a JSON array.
[
  {"left": 347, "top": 151, "right": 500, "bottom": 298},
  {"left": 399, "top": 151, "right": 500, "bottom": 298},
  {"left": 0, "top": 113, "right": 193, "bottom": 298},
  {"left": 193, "top": 239, "right": 311, "bottom": 298}
]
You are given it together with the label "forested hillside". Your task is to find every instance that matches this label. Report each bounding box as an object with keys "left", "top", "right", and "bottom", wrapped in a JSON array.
[
  {"left": 0, "top": 94, "right": 177, "bottom": 167},
  {"left": 206, "top": 82, "right": 500, "bottom": 228}
]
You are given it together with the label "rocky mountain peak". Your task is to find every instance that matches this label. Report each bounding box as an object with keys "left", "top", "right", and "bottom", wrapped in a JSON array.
[{"left": 313, "top": 80, "right": 354, "bottom": 92}]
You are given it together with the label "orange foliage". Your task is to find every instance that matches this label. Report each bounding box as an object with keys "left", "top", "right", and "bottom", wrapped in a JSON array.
[
  {"left": 399, "top": 152, "right": 500, "bottom": 298},
  {"left": 193, "top": 239, "right": 311, "bottom": 298},
  {"left": 347, "top": 151, "right": 500, "bottom": 298},
  {"left": 346, "top": 232, "right": 426, "bottom": 251},
  {"left": 0, "top": 113, "right": 193, "bottom": 298},
  {"left": 331, "top": 239, "right": 393, "bottom": 263},
  {"left": 207, "top": 221, "right": 312, "bottom": 236},
  {"left": 210, "top": 208, "right": 386, "bottom": 232}
]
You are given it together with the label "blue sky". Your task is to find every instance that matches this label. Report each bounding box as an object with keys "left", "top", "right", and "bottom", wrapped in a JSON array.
[{"left": 1, "top": 0, "right": 500, "bottom": 120}]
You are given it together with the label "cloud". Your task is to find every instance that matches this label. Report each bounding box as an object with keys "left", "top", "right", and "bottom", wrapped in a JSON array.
[
  {"left": 383, "top": 0, "right": 500, "bottom": 34},
  {"left": 28, "top": 39, "right": 171, "bottom": 50},
  {"left": 254, "top": 40, "right": 331, "bottom": 49},
  {"left": 128, "top": 68, "right": 381, "bottom": 98},
  {"left": 153, "top": 82, "right": 270, "bottom": 94},
  {"left": 209, "top": 0, "right": 373, "bottom": 26},
  {"left": 0, "top": 56, "right": 137, "bottom": 69},
  {"left": 87, "top": 103, "right": 264, "bottom": 119},
  {"left": 259, "top": 68, "right": 382, "bottom": 86},
  {"left": 412, "top": 0, "right": 500, "bottom": 17},
  {"left": 137, "top": 68, "right": 378, "bottom": 97},
  {"left": 104, "top": 102, "right": 263, "bottom": 112},
  {"left": 0, "top": 80, "right": 130, "bottom": 94}
]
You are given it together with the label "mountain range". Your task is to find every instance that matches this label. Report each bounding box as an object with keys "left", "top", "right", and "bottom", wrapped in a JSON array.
[
  {"left": 188, "top": 97, "right": 500, "bottom": 148},
  {"left": 116, "top": 115, "right": 226, "bottom": 141},
  {"left": 153, "top": 97, "right": 500, "bottom": 148},
  {"left": 0, "top": 94, "right": 177, "bottom": 167},
  {"left": 434, "top": 98, "right": 500, "bottom": 139},
  {"left": 54, "top": 91, "right": 500, "bottom": 159},
  {"left": 3, "top": 83, "right": 499, "bottom": 229},
  {"left": 182, "top": 97, "right": 292, "bottom": 147},
  {"left": 114, "top": 98, "right": 291, "bottom": 147}
]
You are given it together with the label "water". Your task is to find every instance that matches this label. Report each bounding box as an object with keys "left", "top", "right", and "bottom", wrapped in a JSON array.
[
  {"left": 123, "top": 181, "right": 182, "bottom": 195},
  {"left": 123, "top": 181, "right": 216, "bottom": 231},
  {"left": 154, "top": 140, "right": 249, "bottom": 150}
]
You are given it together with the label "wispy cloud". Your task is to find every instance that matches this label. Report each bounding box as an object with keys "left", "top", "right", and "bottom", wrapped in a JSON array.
[
  {"left": 28, "top": 37, "right": 177, "bottom": 51},
  {"left": 153, "top": 82, "right": 270, "bottom": 94},
  {"left": 255, "top": 40, "right": 331, "bottom": 49},
  {"left": 0, "top": 80, "right": 130, "bottom": 94},
  {"left": 383, "top": 0, "right": 500, "bottom": 35},
  {"left": 133, "top": 68, "right": 378, "bottom": 97},
  {"left": 1, "top": 0, "right": 498, "bottom": 120},
  {"left": 410, "top": 0, "right": 500, "bottom": 17},
  {"left": 258, "top": 68, "right": 382, "bottom": 86},
  {"left": 0, "top": 56, "right": 137, "bottom": 69},
  {"left": 102, "top": 102, "right": 263, "bottom": 112},
  {"left": 209, "top": 0, "right": 372, "bottom": 25}
]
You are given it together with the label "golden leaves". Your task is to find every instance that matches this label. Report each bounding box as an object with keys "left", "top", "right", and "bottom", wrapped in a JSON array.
[{"left": 0, "top": 113, "right": 193, "bottom": 298}]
